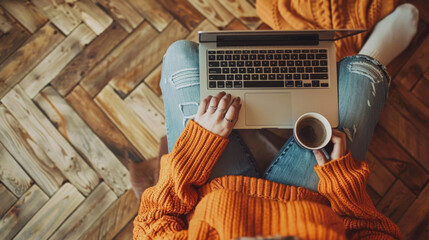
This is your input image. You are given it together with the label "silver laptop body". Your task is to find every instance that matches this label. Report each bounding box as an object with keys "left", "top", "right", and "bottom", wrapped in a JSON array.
[{"left": 199, "top": 30, "right": 365, "bottom": 129}]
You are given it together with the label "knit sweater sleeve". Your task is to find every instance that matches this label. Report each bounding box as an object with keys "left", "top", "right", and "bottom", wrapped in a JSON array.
[
  {"left": 314, "top": 152, "right": 402, "bottom": 240},
  {"left": 133, "top": 120, "right": 227, "bottom": 239}
]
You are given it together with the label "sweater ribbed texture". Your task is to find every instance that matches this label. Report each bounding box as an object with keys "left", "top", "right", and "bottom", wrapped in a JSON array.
[
  {"left": 134, "top": 120, "right": 401, "bottom": 239},
  {"left": 255, "top": 0, "right": 398, "bottom": 61}
]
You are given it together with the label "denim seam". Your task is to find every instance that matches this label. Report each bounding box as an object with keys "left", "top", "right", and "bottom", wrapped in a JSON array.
[{"left": 263, "top": 139, "right": 295, "bottom": 178}]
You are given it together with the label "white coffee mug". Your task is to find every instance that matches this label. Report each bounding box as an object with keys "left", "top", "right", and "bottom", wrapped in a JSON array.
[{"left": 293, "top": 112, "right": 332, "bottom": 152}]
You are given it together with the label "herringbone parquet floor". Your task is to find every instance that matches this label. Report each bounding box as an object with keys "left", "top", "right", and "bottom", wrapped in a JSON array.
[{"left": 0, "top": 0, "right": 428, "bottom": 239}]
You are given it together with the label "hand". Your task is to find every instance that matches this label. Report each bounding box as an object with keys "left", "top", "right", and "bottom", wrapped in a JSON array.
[
  {"left": 313, "top": 129, "right": 347, "bottom": 166},
  {"left": 194, "top": 92, "right": 241, "bottom": 138}
]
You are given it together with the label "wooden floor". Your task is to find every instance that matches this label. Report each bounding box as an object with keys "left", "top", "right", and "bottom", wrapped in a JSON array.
[{"left": 0, "top": 0, "right": 428, "bottom": 239}]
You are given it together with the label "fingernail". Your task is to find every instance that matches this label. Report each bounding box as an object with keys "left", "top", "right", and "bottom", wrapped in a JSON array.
[{"left": 227, "top": 94, "right": 231, "bottom": 98}]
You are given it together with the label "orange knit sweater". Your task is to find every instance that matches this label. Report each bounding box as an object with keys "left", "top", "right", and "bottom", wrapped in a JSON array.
[
  {"left": 256, "top": 0, "right": 398, "bottom": 60},
  {"left": 134, "top": 120, "right": 401, "bottom": 239}
]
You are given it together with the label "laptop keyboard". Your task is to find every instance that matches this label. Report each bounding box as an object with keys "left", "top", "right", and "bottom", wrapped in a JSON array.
[{"left": 207, "top": 49, "right": 329, "bottom": 89}]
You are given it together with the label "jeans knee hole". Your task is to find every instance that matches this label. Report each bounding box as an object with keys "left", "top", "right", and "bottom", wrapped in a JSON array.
[{"left": 169, "top": 68, "right": 200, "bottom": 90}]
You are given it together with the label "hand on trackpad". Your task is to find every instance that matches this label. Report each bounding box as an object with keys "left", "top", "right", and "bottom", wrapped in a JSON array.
[{"left": 245, "top": 93, "right": 292, "bottom": 126}]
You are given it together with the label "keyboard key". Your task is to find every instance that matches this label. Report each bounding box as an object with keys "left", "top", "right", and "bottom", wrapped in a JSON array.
[
  {"left": 258, "top": 55, "right": 265, "bottom": 60},
  {"left": 252, "top": 74, "right": 259, "bottom": 80},
  {"left": 226, "top": 81, "right": 233, "bottom": 88},
  {"left": 268, "top": 50, "right": 275, "bottom": 53},
  {"left": 222, "top": 68, "right": 230, "bottom": 74},
  {"left": 289, "top": 67, "right": 296, "bottom": 73},
  {"left": 225, "top": 55, "right": 232, "bottom": 60},
  {"left": 260, "top": 74, "right": 268, "bottom": 80},
  {"left": 234, "top": 81, "right": 242, "bottom": 88},
  {"left": 321, "top": 83, "right": 329, "bottom": 87},
  {"left": 275, "top": 54, "right": 282, "bottom": 59},
  {"left": 319, "top": 49, "right": 327, "bottom": 53},
  {"left": 293, "top": 50, "right": 301, "bottom": 53},
  {"left": 209, "top": 55, "right": 215, "bottom": 60},
  {"left": 282, "top": 54, "right": 290, "bottom": 59},
  {"left": 314, "top": 67, "right": 328, "bottom": 72},
  {"left": 239, "top": 68, "right": 246, "bottom": 73},
  {"left": 247, "top": 68, "right": 255, "bottom": 73},
  {"left": 233, "top": 55, "right": 240, "bottom": 60},
  {"left": 234, "top": 50, "right": 242, "bottom": 54},
  {"left": 276, "top": 50, "right": 284, "bottom": 53},
  {"left": 304, "top": 83, "right": 312, "bottom": 87},
  {"left": 217, "top": 55, "right": 224, "bottom": 60},
  {"left": 231, "top": 68, "right": 238, "bottom": 73},
  {"left": 305, "top": 67, "right": 313, "bottom": 73},
  {"left": 237, "top": 61, "right": 244, "bottom": 67},
  {"left": 264, "top": 68, "right": 271, "bottom": 73},
  {"left": 316, "top": 54, "right": 327, "bottom": 59},
  {"left": 227, "top": 75, "right": 234, "bottom": 80},
  {"left": 217, "top": 81, "right": 225, "bottom": 88},
  {"left": 302, "top": 74, "right": 309, "bottom": 79},
  {"left": 299, "top": 54, "right": 306, "bottom": 59},
  {"left": 312, "top": 60, "right": 319, "bottom": 66},
  {"left": 310, "top": 74, "right": 328, "bottom": 79},
  {"left": 244, "top": 74, "right": 250, "bottom": 80},
  {"left": 235, "top": 75, "right": 243, "bottom": 80},
  {"left": 256, "top": 68, "right": 263, "bottom": 73},
  {"left": 254, "top": 61, "right": 261, "bottom": 66},
  {"left": 295, "top": 61, "right": 302, "bottom": 66},
  {"left": 229, "top": 61, "right": 236, "bottom": 67},
  {"left": 304, "top": 60, "right": 311, "bottom": 66},
  {"left": 279, "top": 61, "right": 286, "bottom": 66},
  {"left": 262, "top": 61, "right": 269, "bottom": 66},
  {"left": 266, "top": 54, "right": 274, "bottom": 60},
  {"left": 277, "top": 74, "right": 284, "bottom": 80},
  {"left": 269, "top": 74, "right": 276, "bottom": 80},
  {"left": 286, "top": 81, "right": 294, "bottom": 87},
  {"left": 287, "top": 61, "right": 294, "bottom": 66},
  {"left": 281, "top": 67, "right": 288, "bottom": 73},
  {"left": 293, "top": 74, "right": 300, "bottom": 79},
  {"left": 241, "top": 55, "right": 248, "bottom": 60},
  {"left": 297, "top": 67, "right": 304, "bottom": 73},
  {"left": 243, "top": 50, "right": 250, "bottom": 54},
  {"left": 302, "top": 50, "right": 309, "bottom": 53},
  {"left": 272, "top": 68, "right": 279, "bottom": 73},
  {"left": 209, "top": 61, "right": 219, "bottom": 67},
  {"left": 209, "top": 75, "right": 225, "bottom": 80},
  {"left": 291, "top": 54, "right": 298, "bottom": 59},
  {"left": 310, "top": 49, "right": 318, "bottom": 53},
  {"left": 250, "top": 55, "right": 257, "bottom": 60},
  {"left": 320, "top": 60, "right": 328, "bottom": 66},
  {"left": 221, "top": 61, "right": 227, "bottom": 67},
  {"left": 226, "top": 50, "right": 233, "bottom": 54},
  {"left": 209, "top": 68, "right": 221, "bottom": 74},
  {"left": 209, "top": 81, "right": 216, "bottom": 88},
  {"left": 285, "top": 50, "right": 292, "bottom": 53},
  {"left": 295, "top": 81, "right": 303, "bottom": 87},
  {"left": 251, "top": 50, "right": 258, "bottom": 53},
  {"left": 285, "top": 74, "right": 292, "bottom": 79},
  {"left": 217, "top": 50, "right": 225, "bottom": 54},
  {"left": 308, "top": 54, "right": 315, "bottom": 59},
  {"left": 270, "top": 61, "right": 277, "bottom": 66},
  {"left": 245, "top": 61, "right": 253, "bottom": 67},
  {"left": 208, "top": 51, "right": 216, "bottom": 54},
  {"left": 312, "top": 80, "right": 320, "bottom": 87},
  {"left": 244, "top": 81, "right": 284, "bottom": 87},
  {"left": 259, "top": 50, "right": 267, "bottom": 53}
]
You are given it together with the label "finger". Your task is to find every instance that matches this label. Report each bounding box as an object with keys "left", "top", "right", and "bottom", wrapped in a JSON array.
[
  {"left": 224, "top": 97, "right": 241, "bottom": 125},
  {"left": 313, "top": 150, "right": 327, "bottom": 166},
  {"left": 216, "top": 94, "right": 231, "bottom": 117},
  {"left": 332, "top": 129, "right": 347, "bottom": 156},
  {"left": 208, "top": 92, "right": 225, "bottom": 113},
  {"left": 330, "top": 133, "right": 344, "bottom": 160},
  {"left": 197, "top": 95, "right": 212, "bottom": 116}
]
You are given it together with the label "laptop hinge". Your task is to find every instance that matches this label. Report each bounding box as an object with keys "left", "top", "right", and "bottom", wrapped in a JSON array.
[{"left": 216, "top": 34, "right": 319, "bottom": 47}]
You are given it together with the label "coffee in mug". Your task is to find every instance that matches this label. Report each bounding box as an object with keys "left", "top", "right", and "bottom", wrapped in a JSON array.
[{"left": 293, "top": 113, "right": 332, "bottom": 150}]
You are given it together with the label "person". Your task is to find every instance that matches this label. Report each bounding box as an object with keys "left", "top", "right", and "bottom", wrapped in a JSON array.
[{"left": 133, "top": 4, "right": 418, "bottom": 239}]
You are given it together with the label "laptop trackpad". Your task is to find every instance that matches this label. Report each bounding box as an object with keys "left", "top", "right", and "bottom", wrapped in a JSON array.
[{"left": 245, "top": 93, "right": 292, "bottom": 126}]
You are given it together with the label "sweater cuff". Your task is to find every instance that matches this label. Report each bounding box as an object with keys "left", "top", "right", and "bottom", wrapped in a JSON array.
[
  {"left": 314, "top": 151, "right": 370, "bottom": 193},
  {"left": 170, "top": 120, "right": 229, "bottom": 185}
]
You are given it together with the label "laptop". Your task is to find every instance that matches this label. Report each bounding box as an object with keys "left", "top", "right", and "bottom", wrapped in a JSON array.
[{"left": 199, "top": 29, "right": 366, "bottom": 129}]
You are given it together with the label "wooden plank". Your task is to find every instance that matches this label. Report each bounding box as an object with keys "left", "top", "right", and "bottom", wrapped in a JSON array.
[
  {"left": 0, "top": 185, "right": 48, "bottom": 240},
  {"left": 20, "top": 23, "right": 96, "bottom": 98},
  {"left": 109, "top": 20, "right": 188, "bottom": 97},
  {"left": 388, "top": 83, "right": 429, "bottom": 140},
  {"left": 376, "top": 180, "right": 416, "bottom": 223},
  {"left": 70, "top": 0, "right": 113, "bottom": 35},
  {"left": 113, "top": 217, "right": 134, "bottom": 240},
  {"left": 97, "top": 0, "right": 144, "bottom": 33},
  {"left": 217, "top": 0, "right": 262, "bottom": 29},
  {"left": 0, "top": 0, "right": 47, "bottom": 33},
  {"left": 95, "top": 85, "right": 159, "bottom": 159},
  {"left": 366, "top": 185, "right": 381, "bottom": 206},
  {"left": 80, "top": 21, "right": 158, "bottom": 97},
  {"left": 35, "top": 86, "right": 130, "bottom": 196},
  {"left": 49, "top": 183, "right": 117, "bottom": 240},
  {"left": 144, "top": 64, "right": 163, "bottom": 96},
  {"left": 0, "top": 143, "right": 32, "bottom": 197},
  {"left": 186, "top": 19, "right": 218, "bottom": 42},
  {"left": 378, "top": 103, "right": 429, "bottom": 172},
  {"left": 369, "top": 125, "right": 429, "bottom": 194},
  {"left": 365, "top": 151, "right": 396, "bottom": 196},
  {"left": 0, "top": 104, "right": 64, "bottom": 196},
  {"left": 188, "top": 0, "right": 234, "bottom": 28},
  {"left": 80, "top": 189, "right": 139, "bottom": 240},
  {"left": 396, "top": 35, "right": 429, "bottom": 90},
  {"left": 14, "top": 183, "right": 84, "bottom": 240},
  {"left": 31, "top": 0, "right": 81, "bottom": 35},
  {"left": 224, "top": 18, "right": 249, "bottom": 30},
  {"left": 412, "top": 75, "right": 429, "bottom": 107},
  {"left": 66, "top": 85, "right": 144, "bottom": 164},
  {"left": 0, "top": 7, "right": 30, "bottom": 64},
  {"left": 257, "top": 23, "right": 273, "bottom": 30},
  {"left": 158, "top": 0, "right": 204, "bottom": 31},
  {"left": 128, "top": 0, "right": 173, "bottom": 32},
  {"left": 2, "top": 86, "right": 99, "bottom": 196},
  {"left": 398, "top": 182, "right": 429, "bottom": 239},
  {"left": 387, "top": 19, "right": 428, "bottom": 78},
  {"left": 0, "top": 23, "right": 64, "bottom": 99},
  {"left": 0, "top": 184, "right": 16, "bottom": 218},
  {"left": 410, "top": 0, "right": 429, "bottom": 24},
  {"left": 124, "top": 83, "right": 166, "bottom": 140},
  {"left": 51, "top": 22, "right": 127, "bottom": 96}
]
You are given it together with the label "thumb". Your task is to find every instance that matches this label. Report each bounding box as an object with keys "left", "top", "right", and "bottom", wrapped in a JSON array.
[{"left": 313, "top": 150, "right": 327, "bottom": 166}]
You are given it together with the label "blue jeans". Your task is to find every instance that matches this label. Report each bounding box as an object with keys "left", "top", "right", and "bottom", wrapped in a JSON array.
[{"left": 160, "top": 40, "right": 390, "bottom": 192}]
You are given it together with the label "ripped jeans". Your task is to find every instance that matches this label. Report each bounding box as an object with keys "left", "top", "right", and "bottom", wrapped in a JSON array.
[{"left": 160, "top": 40, "right": 390, "bottom": 192}]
